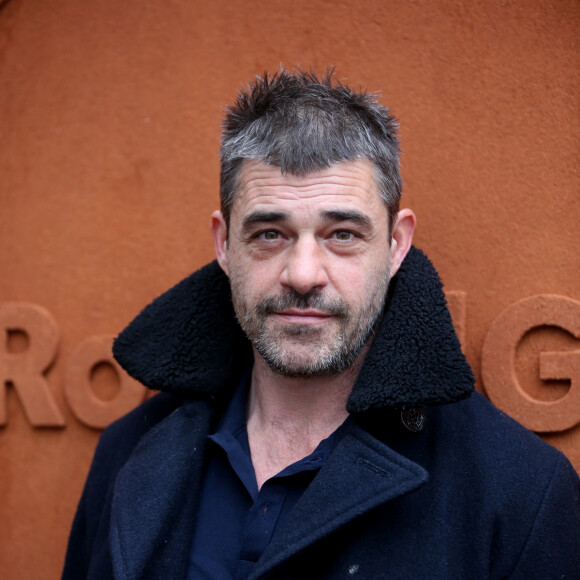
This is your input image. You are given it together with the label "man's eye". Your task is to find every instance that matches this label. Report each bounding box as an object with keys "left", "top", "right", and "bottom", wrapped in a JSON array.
[
  {"left": 259, "top": 230, "right": 280, "bottom": 241},
  {"left": 333, "top": 230, "right": 354, "bottom": 241}
]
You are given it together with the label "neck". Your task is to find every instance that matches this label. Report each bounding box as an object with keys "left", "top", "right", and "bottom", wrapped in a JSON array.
[{"left": 246, "top": 348, "right": 367, "bottom": 489}]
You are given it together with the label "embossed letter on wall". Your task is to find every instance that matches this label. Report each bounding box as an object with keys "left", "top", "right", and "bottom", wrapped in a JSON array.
[
  {"left": 64, "top": 334, "right": 146, "bottom": 429},
  {"left": 0, "top": 303, "right": 64, "bottom": 427},
  {"left": 1, "top": 302, "right": 146, "bottom": 429},
  {"left": 482, "top": 295, "right": 580, "bottom": 433}
]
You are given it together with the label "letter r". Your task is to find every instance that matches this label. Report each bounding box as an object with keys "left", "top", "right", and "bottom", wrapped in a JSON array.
[{"left": 0, "top": 303, "right": 65, "bottom": 427}]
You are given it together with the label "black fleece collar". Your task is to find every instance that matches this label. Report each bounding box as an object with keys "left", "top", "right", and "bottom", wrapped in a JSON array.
[{"left": 113, "top": 247, "right": 474, "bottom": 412}]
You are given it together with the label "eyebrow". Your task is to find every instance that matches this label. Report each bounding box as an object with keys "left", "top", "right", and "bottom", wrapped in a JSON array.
[
  {"left": 320, "top": 209, "right": 373, "bottom": 229},
  {"left": 240, "top": 208, "right": 374, "bottom": 235},
  {"left": 241, "top": 210, "right": 289, "bottom": 234}
]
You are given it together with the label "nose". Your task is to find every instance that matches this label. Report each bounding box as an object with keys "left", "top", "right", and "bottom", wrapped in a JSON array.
[{"left": 280, "top": 236, "right": 329, "bottom": 295}]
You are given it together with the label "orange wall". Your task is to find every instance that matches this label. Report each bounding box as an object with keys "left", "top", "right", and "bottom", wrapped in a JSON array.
[{"left": 1, "top": 0, "right": 578, "bottom": 577}]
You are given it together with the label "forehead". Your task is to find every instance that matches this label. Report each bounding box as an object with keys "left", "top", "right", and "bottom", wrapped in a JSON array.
[{"left": 232, "top": 159, "right": 386, "bottom": 220}]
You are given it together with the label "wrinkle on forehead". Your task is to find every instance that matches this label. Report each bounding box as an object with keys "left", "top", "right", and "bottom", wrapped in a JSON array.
[{"left": 234, "top": 159, "right": 384, "bottom": 211}]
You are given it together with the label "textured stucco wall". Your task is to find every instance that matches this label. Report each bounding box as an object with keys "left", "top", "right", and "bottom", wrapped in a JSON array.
[{"left": 1, "top": 0, "right": 578, "bottom": 576}]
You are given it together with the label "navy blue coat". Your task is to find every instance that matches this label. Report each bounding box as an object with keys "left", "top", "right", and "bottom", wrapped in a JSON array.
[{"left": 63, "top": 248, "right": 580, "bottom": 579}]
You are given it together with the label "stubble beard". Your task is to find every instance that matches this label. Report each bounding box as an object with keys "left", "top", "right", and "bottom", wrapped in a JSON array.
[{"left": 229, "top": 267, "right": 391, "bottom": 378}]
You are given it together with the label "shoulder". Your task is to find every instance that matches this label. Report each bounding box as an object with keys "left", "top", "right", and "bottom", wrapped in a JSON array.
[
  {"left": 100, "top": 391, "right": 182, "bottom": 445},
  {"left": 427, "top": 392, "right": 579, "bottom": 519},
  {"left": 434, "top": 392, "right": 567, "bottom": 464},
  {"left": 449, "top": 393, "right": 580, "bottom": 576},
  {"left": 429, "top": 392, "right": 575, "bottom": 477},
  {"left": 88, "top": 392, "right": 182, "bottom": 485},
  {"left": 418, "top": 394, "right": 580, "bottom": 576}
]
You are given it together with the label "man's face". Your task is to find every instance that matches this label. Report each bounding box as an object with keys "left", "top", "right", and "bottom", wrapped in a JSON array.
[{"left": 213, "top": 159, "right": 403, "bottom": 377}]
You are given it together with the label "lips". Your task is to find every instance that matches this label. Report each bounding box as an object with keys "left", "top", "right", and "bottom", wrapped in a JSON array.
[
  {"left": 255, "top": 291, "right": 349, "bottom": 321},
  {"left": 274, "top": 308, "right": 334, "bottom": 324}
]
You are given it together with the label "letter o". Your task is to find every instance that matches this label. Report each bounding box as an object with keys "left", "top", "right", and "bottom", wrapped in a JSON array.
[{"left": 65, "top": 335, "right": 146, "bottom": 429}]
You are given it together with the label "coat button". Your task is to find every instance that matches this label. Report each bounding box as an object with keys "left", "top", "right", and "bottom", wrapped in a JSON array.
[{"left": 401, "top": 408, "right": 426, "bottom": 432}]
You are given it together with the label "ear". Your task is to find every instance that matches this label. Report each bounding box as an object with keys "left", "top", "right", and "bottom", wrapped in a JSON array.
[
  {"left": 210, "top": 210, "right": 229, "bottom": 276},
  {"left": 389, "top": 209, "right": 417, "bottom": 278}
]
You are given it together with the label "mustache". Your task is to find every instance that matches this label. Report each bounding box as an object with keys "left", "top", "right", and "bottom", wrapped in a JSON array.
[{"left": 255, "top": 289, "right": 349, "bottom": 318}]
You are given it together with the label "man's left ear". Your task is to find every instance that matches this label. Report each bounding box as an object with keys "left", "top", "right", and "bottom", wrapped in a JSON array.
[{"left": 389, "top": 209, "right": 417, "bottom": 278}]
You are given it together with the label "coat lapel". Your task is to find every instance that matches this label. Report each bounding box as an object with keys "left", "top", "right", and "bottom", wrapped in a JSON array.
[
  {"left": 109, "top": 400, "right": 214, "bottom": 580},
  {"left": 250, "top": 422, "right": 428, "bottom": 579}
]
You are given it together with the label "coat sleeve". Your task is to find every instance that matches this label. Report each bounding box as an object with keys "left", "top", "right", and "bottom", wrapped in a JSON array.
[
  {"left": 508, "top": 453, "right": 580, "bottom": 579},
  {"left": 61, "top": 393, "right": 181, "bottom": 579},
  {"left": 61, "top": 479, "right": 91, "bottom": 579},
  {"left": 61, "top": 428, "right": 119, "bottom": 580}
]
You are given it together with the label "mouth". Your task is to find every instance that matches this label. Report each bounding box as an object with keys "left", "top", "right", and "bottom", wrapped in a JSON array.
[{"left": 273, "top": 308, "right": 335, "bottom": 325}]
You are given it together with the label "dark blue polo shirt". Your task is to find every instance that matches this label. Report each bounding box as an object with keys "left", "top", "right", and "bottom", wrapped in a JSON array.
[{"left": 187, "top": 371, "right": 349, "bottom": 579}]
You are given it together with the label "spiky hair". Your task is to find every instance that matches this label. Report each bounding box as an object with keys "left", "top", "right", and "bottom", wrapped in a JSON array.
[{"left": 220, "top": 68, "right": 402, "bottom": 231}]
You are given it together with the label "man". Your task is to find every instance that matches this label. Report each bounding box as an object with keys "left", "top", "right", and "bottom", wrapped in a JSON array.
[{"left": 63, "top": 70, "right": 580, "bottom": 579}]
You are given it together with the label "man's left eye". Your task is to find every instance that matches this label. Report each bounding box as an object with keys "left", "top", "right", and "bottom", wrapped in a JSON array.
[
  {"left": 259, "top": 230, "right": 280, "bottom": 240},
  {"left": 333, "top": 231, "right": 354, "bottom": 241}
]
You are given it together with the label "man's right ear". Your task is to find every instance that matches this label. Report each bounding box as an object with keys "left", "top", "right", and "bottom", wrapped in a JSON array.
[{"left": 210, "top": 210, "right": 229, "bottom": 276}]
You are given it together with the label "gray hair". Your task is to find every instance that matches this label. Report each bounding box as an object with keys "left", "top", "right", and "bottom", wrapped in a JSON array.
[{"left": 220, "top": 69, "right": 402, "bottom": 232}]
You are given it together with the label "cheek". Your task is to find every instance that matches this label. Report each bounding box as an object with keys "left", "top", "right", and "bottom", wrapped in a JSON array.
[
  {"left": 228, "top": 257, "right": 275, "bottom": 306},
  {"left": 328, "top": 266, "right": 369, "bottom": 304},
  {"left": 331, "top": 253, "right": 387, "bottom": 285},
  {"left": 226, "top": 257, "right": 249, "bottom": 300},
  {"left": 333, "top": 256, "right": 390, "bottom": 301},
  {"left": 232, "top": 249, "right": 282, "bottom": 284}
]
